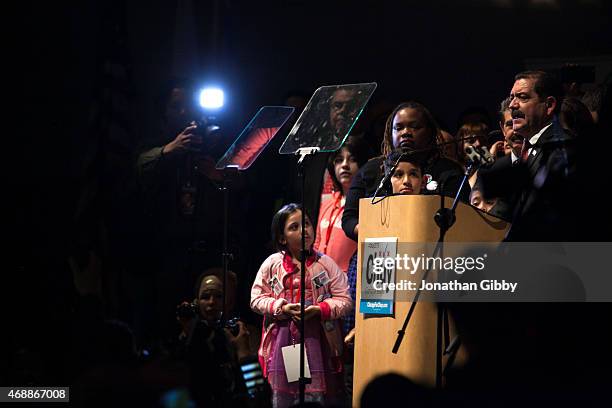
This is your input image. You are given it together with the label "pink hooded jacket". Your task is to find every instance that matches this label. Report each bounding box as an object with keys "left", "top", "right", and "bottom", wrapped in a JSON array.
[{"left": 250, "top": 252, "right": 352, "bottom": 375}]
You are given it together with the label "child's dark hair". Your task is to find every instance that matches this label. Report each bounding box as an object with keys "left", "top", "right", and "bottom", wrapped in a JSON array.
[
  {"left": 271, "top": 203, "right": 313, "bottom": 253},
  {"left": 327, "top": 135, "right": 372, "bottom": 193},
  {"left": 470, "top": 177, "right": 484, "bottom": 196},
  {"left": 383, "top": 149, "right": 428, "bottom": 177}
]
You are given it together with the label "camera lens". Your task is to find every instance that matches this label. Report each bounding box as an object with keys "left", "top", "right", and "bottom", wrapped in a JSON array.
[{"left": 176, "top": 303, "right": 197, "bottom": 318}]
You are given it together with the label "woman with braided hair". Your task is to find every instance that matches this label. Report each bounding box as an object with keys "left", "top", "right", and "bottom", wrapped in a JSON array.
[{"left": 341, "top": 100, "right": 466, "bottom": 242}]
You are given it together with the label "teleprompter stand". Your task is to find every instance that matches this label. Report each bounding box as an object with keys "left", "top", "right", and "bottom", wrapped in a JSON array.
[
  {"left": 214, "top": 106, "right": 295, "bottom": 321},
  {"left": 279, "top": 83, "right": 376, "bottom": 405}
]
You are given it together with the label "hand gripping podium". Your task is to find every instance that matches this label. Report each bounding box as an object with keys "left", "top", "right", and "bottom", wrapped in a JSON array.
[{"left": 353, "top": 195, "right": 509, "bottom": 405}]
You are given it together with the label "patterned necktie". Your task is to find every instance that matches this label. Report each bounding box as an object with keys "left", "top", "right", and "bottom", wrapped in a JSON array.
[{"left": 520, "top": 138, "right": 532, "bottom": 162}]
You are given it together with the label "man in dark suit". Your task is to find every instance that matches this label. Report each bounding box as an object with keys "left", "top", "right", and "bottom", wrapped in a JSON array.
[
  {"left": 479, "top": 70, "right": 580, "bottom": 241},
  {"left": 453, "top": 73, "right": 607, "bottom": 398}
]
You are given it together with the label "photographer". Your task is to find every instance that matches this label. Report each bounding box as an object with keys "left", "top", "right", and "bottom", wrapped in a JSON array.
[
  {"left": 135, "top": 79, "right": 247, "bottom": 343},
  {"left": 176, "top": 272, "right": 254, "bottom": 407},
  {"left": 177, "top": 273, "right": 251, "bottom": 356},
  {"left": 137, "top": 79, "right": 223, "bottom": 218}
]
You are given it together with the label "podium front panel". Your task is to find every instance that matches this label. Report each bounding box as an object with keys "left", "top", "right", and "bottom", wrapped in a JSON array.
[{"left": 353, "top": 195, "right": 508, "bottom": 406}]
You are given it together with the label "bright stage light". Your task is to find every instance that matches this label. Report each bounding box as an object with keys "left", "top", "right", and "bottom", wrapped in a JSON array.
[{"left": 199, "top": 87, "right": 224, "bottom": 109}]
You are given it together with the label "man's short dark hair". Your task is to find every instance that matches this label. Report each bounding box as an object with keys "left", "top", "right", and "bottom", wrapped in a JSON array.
[
  {"left": 514, "top": 70, "right": 563, "bottom": 113},
  {"left": 498, "top": 96, "right": 512, "bottom": 123}
]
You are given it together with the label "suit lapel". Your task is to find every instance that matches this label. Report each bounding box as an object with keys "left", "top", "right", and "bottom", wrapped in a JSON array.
[{"left": 526, "top": 126, "right": 555, "bottom": 175}]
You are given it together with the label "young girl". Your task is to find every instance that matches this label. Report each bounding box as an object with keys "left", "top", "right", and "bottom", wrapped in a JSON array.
[
  {"left": 315, "top": 135, "right": 370, "bottom": 273},
  {"left": 384, "top": 149, "right": 427, "bottom": 195},
  {"left": 251, "top": 203, "right": 352, "bottom": 407},
  {"left": 311, "top": 137, "right": 369, "bottom": 404}
]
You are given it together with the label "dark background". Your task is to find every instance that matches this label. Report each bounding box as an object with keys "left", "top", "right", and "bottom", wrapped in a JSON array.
[{"left": 6, "top": 0, "right": 612, "bottom": 385}]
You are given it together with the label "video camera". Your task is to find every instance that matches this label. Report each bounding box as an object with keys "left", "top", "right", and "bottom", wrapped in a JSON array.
[
  {"left": 176, "top": 301, "right": 198, "bottom": 319},
  {"left": 181, "top": 116, "right": 223, "bottom": 157},
  {"left": 175, "top": 302, "right": 240, "bottom": 336},
  {"left": 192, "top": 117, "right": 221, "bottom": 139}
]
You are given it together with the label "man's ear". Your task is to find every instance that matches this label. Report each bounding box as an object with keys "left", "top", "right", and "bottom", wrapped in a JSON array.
[{"left": 545, "top": 96, "right": 557, "bottom": 116}]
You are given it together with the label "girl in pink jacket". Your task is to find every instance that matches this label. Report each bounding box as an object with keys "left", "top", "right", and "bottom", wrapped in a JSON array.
[{"left": 250, "top": 203, "right": 352, "bottom": 407}]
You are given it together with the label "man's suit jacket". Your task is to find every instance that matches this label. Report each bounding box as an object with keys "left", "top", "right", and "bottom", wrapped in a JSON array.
[{"left": 479, "top": 123, "right": 580, "bottom": 241}]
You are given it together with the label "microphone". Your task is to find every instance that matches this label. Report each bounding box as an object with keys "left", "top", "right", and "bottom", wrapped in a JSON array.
[
  {"left": 464, "top": 145, "right": 494, "bottom": 166},
  {"left": 370, "top": 150, "right": 406, "bottom": 203}
]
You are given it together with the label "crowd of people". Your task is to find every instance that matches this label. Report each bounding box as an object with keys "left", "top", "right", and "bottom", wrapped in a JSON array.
[{"left": 8, "top": 68, "right": 611, "bottom": 407}]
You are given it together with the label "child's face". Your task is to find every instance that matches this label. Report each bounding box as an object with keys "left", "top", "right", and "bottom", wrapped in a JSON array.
[
  {"left": 470, "top": 190, "right": 497, "bottom": 213},
  {"left": 280, "top": 210, "right": 314, "bottom": 257},
  {"left": 391, "top": 162, "right": 423, "bottom": 195},
  {"left": 333, "top": 147, "right": 359, "bottom": 192}
]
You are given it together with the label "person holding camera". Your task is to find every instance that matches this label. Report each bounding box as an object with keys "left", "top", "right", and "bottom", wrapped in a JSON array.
[
  {"left": 137, "top": 81, "right": 222, "bottom": 218},
  {"left": 176, "top": 272, "right": 254, "bottom": 407},
  {"left": 135, "top": 79, "right": 248, "bottom": 345},
  {"left": 177, "top": 273, "right": 250, "bottom": 355}
]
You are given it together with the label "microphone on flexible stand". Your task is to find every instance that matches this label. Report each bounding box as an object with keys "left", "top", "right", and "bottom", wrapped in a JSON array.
[
  {"left": 371, "top": 137, "right": 494, "bottom": 204},
  {"left": 464, "top": 144, "right": 495, "bottom": 166}
]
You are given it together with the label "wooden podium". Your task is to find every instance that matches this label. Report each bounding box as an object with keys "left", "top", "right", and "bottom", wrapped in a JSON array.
[{"left": 353, "top": 195, "right": 509, "bottom": 405}]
